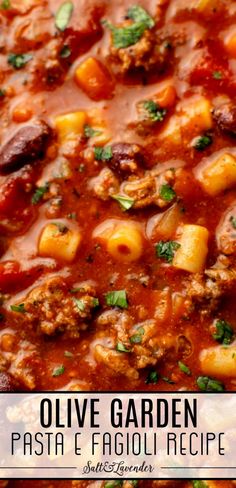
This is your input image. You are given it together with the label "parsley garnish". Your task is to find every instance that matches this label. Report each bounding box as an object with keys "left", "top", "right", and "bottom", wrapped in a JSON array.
[
  {"left": 143, "top": 100, "right": 167, "bottom": 122},
  {"left": 105, "top": 290, "right": 128, "bottom": 309},
  {"left": 112, "top": 194, "right": 134, "bottom": 211},
  {"left": 60, "top": 45, "right": 71, "bottom": 58},
  {"left": 178, "top": 361, "right": 191, "bottom": 375},
  {"left": 162, "top": 376, "right": 175, "bottom": 384},
  {"left": 84, "top": 125, "right": 101, "bottom": 138},
  {"left": 52, "top": 365, "right": 65, "bottom": 377},
  {"left": 1, "top": 0, "right": 10, "bottom": 9},
  {"left": 104, "top": 482, "right": 123, "bottom": 488},
  {"left": 159, "top": 184, "right": 176, "bottom": 202},
  {"left": 116, "top": 342, "right": 131, "bottom": 353},
  {"left": 10, "top": 303, "right": 25, "bottom": 313},
  {"left": 192, "top": 481, "right": 208, "bottom": 488},
  {"left": 130, "top": 327, "right": 145, "bottom": 344},
  {"left": 230, "top": 215, "right": 236, "bottom": 229},
  {"left": 73, "top": 297, "right": 85, "bottom": 312},
  {"left": 212, "top": 319, "right": 234, "bottom": 345},
  {"left": 156, "top": 240, "right": 180, "bottom": 263},
  {"left": 127, "top": 5, "right": 155, "bottom": 28},
  {"left": 52, "top": 222, "right": 68, "bottom": 234},
  {"left": 103, "top": 5, "right": 154, "bottom": 49},
  {"left": 55, "top": 1, "right": 74, "bottom": 31},
  {"left": 0, "top": 88, "right": 6, "bottom": 98},
  {"left": 94, "top": 146, "right": 113, "bottom": 161},
  {"left": 8, "top": 53, "right": 33, "bottom": 70},
  {"left": 194, "top": 135, "right": 212, "bottom": 151},
  {"left": 93, "top": 298, "right": 100, "bottom": 308},
  {"left": 213, "top": 70, "right": 223, "bottom": 80},
  {"left": 197, "top": 376, "right": 224, "bottom": 392},
  {"left": 145, "top": 370, "right": 159, "bottom": 384},
  {"left": 31, "top": 183, "right": 49, "bottom": 204}
]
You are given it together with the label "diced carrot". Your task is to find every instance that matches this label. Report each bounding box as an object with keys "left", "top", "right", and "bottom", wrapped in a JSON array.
[
  {"left": 74, "top": 57, "right": 114, "bottom": 101},
  {"left": 12, "top": 105, "right": 32, "bottom": 123},
  {"left": 155, "top": 85, "right": 176, "bottom": 108},
  {"left": 224, "top": 30, "right": 236, "bottom": 58},
  {"left": 0, "top": 261, "right": 41, "bottom": 293}
]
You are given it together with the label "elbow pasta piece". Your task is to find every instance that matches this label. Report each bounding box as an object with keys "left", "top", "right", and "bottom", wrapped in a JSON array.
[
  {"left": 200, "top": 345, "right": 236, "bottom": 378},
  {"left": 195, "top": 152, "right": 236, "bottom": 196},
  {"left": 94, "top": 220, "right": 143, "bottom": 263},
  {"left": 173, "top": 224, "right": 209, "bottom": 273},
  {"left": 39, "top": 223, "right": 81, "bottom": 262},
  {"left": 74, "top": 57, "right": 114, "bottom": 101},
  {"left": 54, "top": 111, "right": 87, "bottom": 142}
]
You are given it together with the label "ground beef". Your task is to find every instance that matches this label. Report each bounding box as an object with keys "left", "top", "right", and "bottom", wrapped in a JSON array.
[
  {"left": 186, "top": 255, "right": 236, "bottom": 313},
  {"left": 11, "top": 277, "right": 98, "bottom": 337},
  {"left": 110, "top": 29, "right": 168, "bottom": 73}
]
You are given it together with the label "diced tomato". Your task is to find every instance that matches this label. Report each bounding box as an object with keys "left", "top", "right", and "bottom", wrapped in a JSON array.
[
  {"left": 0, "top": 261, "right": 42, "bottom": 293},
  {"left": 190, "top": 53, "right": 231, "bottom": 90}
]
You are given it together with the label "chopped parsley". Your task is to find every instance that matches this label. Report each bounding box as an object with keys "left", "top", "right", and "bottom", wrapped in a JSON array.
[
  {"left": 230, "top": 215, "right": 236, "bottom": 229},
  {"left": 0, "top": 88, "right": 6, "bottom": 98},
  {"left": 178, "top": 361, "right": 191, "bottom": 375},
  {"left": 197, "top": 376, "right": 224, "bottom": 392},
  {"left": 10, "top": 303, "right": 25, "bottom": 313},
  {"left": 156, "top": 240, "right": 180, "bottom": 263},
  {"left": 159, "top": 184, "right": 176, "bottom": 202},
  {"left": 73, "top": 297, "right": 85, "bottom": 312},
  {"left": 212, "top": 319, "right": 234, "bottom": 345},
  {"left": 116, "top": 342, "right": 131, "bottom": 353},
  {"left": 143, "top": 100, "right": 167, "bottom": 122},
  {"left": 127, "top": 5, "right": 155, "bottom": 28},
  {"left": 60, "top": 45, "right": 71, "bottom": 58},
  {"left": 8, "top": 53, "right": 33, "bottom": 70},
  {"left": 94, "top": 145, "right": 113, "bottom": 161},
  {"left": 52, "top": 222, "right": 68, "bottom": 234},
  {"left": 112, "top": 194, "right": 134, "bottom": 211},
  {"left": 64, "top": 351, "right": 73, "bottom": 358},
  {"left": 145, "top": 370, "right": 159, "bottom": 384},
  {"left": 105, "top": 290, "right": 128, "bottom": 309},
  {"left": 194, "top": 134, "right": 212, "bottom": 151},
  {"left": 213, "top": 70, "right": 223, "bottom": 80},
  {"left": 130, "top": 326, "right": 145, "bottom": 344},
  {"left": 55, "top": 1, "right": 74, "bottom": 31},
  {"left": 192, "top": 481, "right": 208, "bottom": 488},
  {"left": 103, "top": 5, "right": 155, "bottom": 49},
  {"left": 52, "top": 365, "right": 65, "bottom": 377},
  {"left": 84, "top": 125, "right": 101, "bottom": 138},
  {"left": 1, "top": 0, "right": 10, "bottom": 9},
  {"left": 31, "top": 183, "right": 49, "bottom": 204},
  {"left": 104, "top": 482, "right": 123, "bottom": 488},
  {"left": 162, "top": 376, "right": 175, "bottom": 384},
  {"left": 92, "top": 298, "right": 100, "bottom": 308}
]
